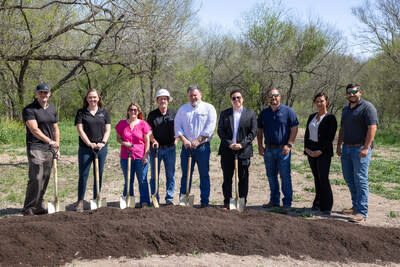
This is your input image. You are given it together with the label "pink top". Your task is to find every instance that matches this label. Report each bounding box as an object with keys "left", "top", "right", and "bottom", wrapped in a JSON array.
[{"left": 115, "top": 119, "right": 151, "bottom": 159}]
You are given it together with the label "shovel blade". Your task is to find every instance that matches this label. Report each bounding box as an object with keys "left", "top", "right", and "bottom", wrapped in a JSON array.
[
  {"left": 120, "top": 196, "right": 135, "bottom": 209},
  {"left": 151, "top": 195, "right": 159, "bottom": 208},
  {"left": 90, "top": 197, "right": 106, "bottom": 210},
  {"left": 48, "top": 200, "right": 65, "bottom": 214},
  {"left": 179, "top": 195, "right": 194, "bottom": 206},
  {"left": 229, "top": 198, "right": 246, "bottom": 212}
]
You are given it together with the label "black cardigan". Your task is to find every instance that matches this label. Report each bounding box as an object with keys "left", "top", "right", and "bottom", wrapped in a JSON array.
[{"left": 304, "top": 112, "right": 337, "bottom": 157}]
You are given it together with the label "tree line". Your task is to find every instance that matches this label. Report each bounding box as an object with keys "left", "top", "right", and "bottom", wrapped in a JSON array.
[{"left": 0, "top": 0, "right": 399, "bottom": 129}]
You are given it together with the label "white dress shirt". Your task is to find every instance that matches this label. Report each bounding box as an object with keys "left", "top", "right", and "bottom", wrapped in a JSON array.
[
  {"left": 308, "top": 113, "right": 326, "bottom": 142},
  {"left": 232, "top": 107, "right": 243, "bottom": 143},
  {"left": 174, "top": 101, "right": 217, "bottom": 143}
]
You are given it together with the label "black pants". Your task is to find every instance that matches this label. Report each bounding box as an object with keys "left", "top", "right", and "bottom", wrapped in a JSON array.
[
  {"left": 307, "top": 153, "right": 333, "bottom": 212},
  {"left": 221, "top": 152, "right": 250, "bottom": 205}
]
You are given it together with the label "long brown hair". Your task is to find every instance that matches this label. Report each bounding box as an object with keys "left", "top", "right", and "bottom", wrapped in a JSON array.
[
  {"left": 82, "top": 89, "right": 104, "bottom": 109},
  {"left": 126, "top": 102, "right": 143, "bottom": 120}
]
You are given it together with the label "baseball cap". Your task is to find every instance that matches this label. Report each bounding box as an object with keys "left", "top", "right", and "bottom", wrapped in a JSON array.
[
  {"left": 155, "top": 89, "right": 173, "bottom": 102},
  {"left": 36, "top": 83, "right": 51, "bottom": 92}
]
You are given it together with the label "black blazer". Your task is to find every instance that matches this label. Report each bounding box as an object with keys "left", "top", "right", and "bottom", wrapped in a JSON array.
[
  {"left": 304, "top": 112, "right": 337, "bottom": 157},
  {"left": 218, "top": 107, "right": 257, "bottom": 159}
]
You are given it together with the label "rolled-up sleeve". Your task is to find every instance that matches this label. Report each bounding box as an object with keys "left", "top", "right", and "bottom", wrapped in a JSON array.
[
  {"left": 174, "top": 107, "right": 184, "bottom": 138},
  {"left": 200, "top": 104, "right": 217, "bottom": 138}
]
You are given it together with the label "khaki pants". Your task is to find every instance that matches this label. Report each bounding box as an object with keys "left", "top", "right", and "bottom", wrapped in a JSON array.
[{"left": 23, "top": 149, "right": 53, "bottom": 212}]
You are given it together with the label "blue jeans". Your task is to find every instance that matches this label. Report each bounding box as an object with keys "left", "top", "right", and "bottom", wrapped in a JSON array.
[
  {"left": 179, "top": 144, "right": 211, "bottom": 206},
  {"left": 78, "top": 145, "right": 108, "bottom": 200},
  {"left": 149, "top": 146, "right": 176, "bottom": 201},
  {"left": 341, "top": 145, "right": 372, "bottom": 217},
  {"left": 120, "top": 158, "right": 150, "bottom": 205},
  {"left": 263, "top": 147, "right": 292, "bottom": 207}
]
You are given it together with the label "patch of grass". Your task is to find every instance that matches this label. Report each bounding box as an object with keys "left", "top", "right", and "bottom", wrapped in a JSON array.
[
  {"left": 143, "top": 249, "right": 150, "bottom": 257},
  {"left": 292, "top": 194, "right": 302, "bottom": 202},
  {"left": 369, "top": 159, "right": 400, "bottom": 184},
  {"left": 291, "top": 160, "right": 309, "bottom": 174},
  {"left": 331, "top": 178, "right": 346, "bottom": 186},
  {"left": 389, "top": 211, "right": 398, "bottom": 218},
  {"left": 303, "top": 187, "right": 315, "bottom": 193}
]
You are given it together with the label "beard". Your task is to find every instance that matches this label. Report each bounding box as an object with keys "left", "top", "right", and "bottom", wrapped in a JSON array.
[{"left": 191, "top": 100, "right": 201, "bottom": 107}]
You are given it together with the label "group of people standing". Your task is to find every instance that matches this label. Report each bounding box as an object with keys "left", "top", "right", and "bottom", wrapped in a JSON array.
[{"left": 21, "top": 82, "right": 377, "bottom": 223}]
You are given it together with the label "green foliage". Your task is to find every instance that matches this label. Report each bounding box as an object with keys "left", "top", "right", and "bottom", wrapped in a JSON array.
[
  {"left": 375, "top": 125, "right": 400, "bottom": 146},
  {"left": 0, "top": 119, "right": 25, "bottom": 146}
]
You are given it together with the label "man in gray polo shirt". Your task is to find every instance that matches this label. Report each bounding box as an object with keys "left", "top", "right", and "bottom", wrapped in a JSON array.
[{"left": 336, "top": 83, "right": 378, "bottom": 223}]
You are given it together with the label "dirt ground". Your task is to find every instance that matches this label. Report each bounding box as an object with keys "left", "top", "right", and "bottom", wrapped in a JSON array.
[{"left": 1, "top": 130, "right": 400, "bottom": 266}]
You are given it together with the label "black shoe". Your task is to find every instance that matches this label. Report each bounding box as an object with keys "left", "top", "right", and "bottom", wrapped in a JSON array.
[
  {"left": 34, "top": 207, "right": 48, "bottom": 215},
  {"left": 165, "top": 200, "right": 174, "bottom": 206},
  {"left": 311, "top": 205, "right": 320, "bottom": 211},
  {"left": 263, "top": 203, "right": 279, "bottom": 209},
  {"left": 200, "top": 204, "right": 208, "bottom": 208},
  {"left": 23, "top": 208, "right": 35, "bottom": 216}
]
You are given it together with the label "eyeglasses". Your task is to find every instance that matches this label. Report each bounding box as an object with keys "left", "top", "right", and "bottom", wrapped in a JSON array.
[
  {"left": 129, "top": 108, "right": 138, "bottom": 112},
  {"left": 346, "top": 89, "right": 359, "bottom": 95},
  {"left": 268, "top": 94, "right": 280, "bottom": 98},
  {"left": 231, "top": 96, "right": 242, "bottom": 101}
]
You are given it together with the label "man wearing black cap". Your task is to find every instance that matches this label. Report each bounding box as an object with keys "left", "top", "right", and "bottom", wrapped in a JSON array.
[{"left": 22, "top": 83, "right": 60, "bottom": 216}]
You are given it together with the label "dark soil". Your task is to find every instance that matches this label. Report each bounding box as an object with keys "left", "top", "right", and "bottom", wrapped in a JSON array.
[{"left": 1, "top": 205, "right": 400, "bottom": 266}]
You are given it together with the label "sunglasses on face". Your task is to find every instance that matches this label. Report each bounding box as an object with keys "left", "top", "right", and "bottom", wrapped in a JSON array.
[
  {"left": 268, "top": 94, "right": 280, "bottom": 98},
  {"left": 346, "top": 89, "right": 359, "bottom": 95},
  {"left": 129, "top": 108, "right": 138, "bottom": 112},
  {"left": 231, "top": 96, "right": 242, "bottom": 101}
]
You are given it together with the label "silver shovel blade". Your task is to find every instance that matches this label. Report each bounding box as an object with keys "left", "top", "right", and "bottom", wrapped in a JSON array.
[
  {"left": 48, "top": 200, "right": 65, "bottom": 214},
  {"left": 179, "top": 195, "right": 194, "bottom": 206},
  {"left": 229, "top": 198, "right": 246, "bottom": 212},
  {"left": 120, "top": 196, "right": 135, "bottom": 209},
  {"left": 90, "top": 197, "right": 106, "bottom": 210}
]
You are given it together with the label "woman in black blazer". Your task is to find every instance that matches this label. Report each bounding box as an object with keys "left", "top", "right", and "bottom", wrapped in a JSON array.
[{"left": 304, "top": 92, "right": 337, "bottom": 215}]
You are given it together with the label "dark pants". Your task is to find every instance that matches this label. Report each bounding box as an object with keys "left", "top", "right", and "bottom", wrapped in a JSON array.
[
  {"left": 221, "top": 151, "right": 250, "bottom": 205},
  {"left": 23, "top": 149, "right": 53, "bottom": 212},
  {"left": 307, "top": 153, "right": 333, "bottom": 212}
]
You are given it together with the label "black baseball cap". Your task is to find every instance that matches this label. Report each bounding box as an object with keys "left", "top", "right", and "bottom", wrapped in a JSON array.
[{"left": 36, "top": 83, "right": 50, "bottom": 92}]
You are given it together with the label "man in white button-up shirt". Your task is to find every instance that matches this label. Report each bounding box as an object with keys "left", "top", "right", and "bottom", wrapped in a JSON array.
[{"left": 174, "top": 85, "right": 217, "bottom": 207}]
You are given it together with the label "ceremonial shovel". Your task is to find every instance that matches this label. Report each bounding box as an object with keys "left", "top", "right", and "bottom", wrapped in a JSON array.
[
  {"left": 90, "top": 149, "right": 107, "bottom": 210},
  {"left": 229, "top": 152, "right": 245, "bottom": 212},
  {"left": 179, "top": 149, "right": 194, "bottom": 206},
  {"left": 48, "top": 149, "right": 65, "bottom": 214},
  {"left": 151, "top": 146, "right": 159, "bottom": 208},
  {"left": 120, "top": 151, "right": 135, "bottom": 209}
]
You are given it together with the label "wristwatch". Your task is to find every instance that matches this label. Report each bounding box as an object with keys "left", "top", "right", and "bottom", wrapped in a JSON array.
[
  {"left": 286, "top": 144, "right": 292, "bottom": 148},
  {"left": 101, "top": 141, "right": 107, "bottom": 144}
]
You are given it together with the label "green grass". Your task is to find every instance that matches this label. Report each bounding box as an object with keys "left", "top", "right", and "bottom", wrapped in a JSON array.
[
  {"left": 389, "top": 211, "right": 398, "bottom": 218},
  {"left": 303, "top": 187, "right": 315, "bottom": 193},
  {"left": 331, "top": 178, "right": 346, "bottom": 186}
]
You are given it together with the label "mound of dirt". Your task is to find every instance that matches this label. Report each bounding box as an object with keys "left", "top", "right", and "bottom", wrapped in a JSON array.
[{"left": 1, "top": 206, "right": 400, "bottom": 266}]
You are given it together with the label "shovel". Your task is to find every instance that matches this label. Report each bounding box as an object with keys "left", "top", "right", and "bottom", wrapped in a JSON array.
[
  {"left": 90, "top": 149, "right": 107, "bottom": 210},
  {"left": 229, "top": 152, "right": 245, "bottom": 212},
  {"left": 151, "top": 146, "right": 159, "bottom": 208},
  {"left": 120, "top": 151, "right": 135, "bottom": 209},
  {"left": 179, "top": 148, "right": 194, "bottom": 206},
  {"left": 48, "top": 149, "right": 65, "bottom": 214}
]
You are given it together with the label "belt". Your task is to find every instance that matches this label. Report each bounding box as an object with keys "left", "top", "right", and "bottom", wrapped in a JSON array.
[
  {"left": 158, "top": 143, "right": 175, "bottom": 149},
  {"left": 198, "top": 142, "right": 210, "bottom": 147},
  {"left": 345, "top": 143, "right": 363, "bottom": 147},
  {"left": 266, "top": 144, "right": 283, "bottom": 149}
]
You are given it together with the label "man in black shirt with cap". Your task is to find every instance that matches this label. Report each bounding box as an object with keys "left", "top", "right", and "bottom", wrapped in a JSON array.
[{"left": 22, "top": 83, "right": 60, "bottom": 216}]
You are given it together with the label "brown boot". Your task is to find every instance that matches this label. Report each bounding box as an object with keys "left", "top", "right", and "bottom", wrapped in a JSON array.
[
  {"left": 76, "top": 200, "right": 84, "bottom": 212},
  {"left": 342, "top": 208, "right": 356, "bottom": 215}
]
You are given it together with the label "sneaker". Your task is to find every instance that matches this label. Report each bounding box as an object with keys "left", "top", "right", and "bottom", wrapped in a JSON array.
[
  {"left": 262, "top": 203, "right": 279, "bottom": 209},
  {"left": 165, "top": 200, "right": 174, "bottom": 206},
  {"left": 342, "top": 208, "right": 356, "bottom": 215},
  {"left": 320, "top": 210, "right": 331, "bottom": 216},
  {"left": 75, "top": 200, "right": 84, "bottom": 213},
  {"left": 350, "top": 213, "right": 366, "bottom": 223}
]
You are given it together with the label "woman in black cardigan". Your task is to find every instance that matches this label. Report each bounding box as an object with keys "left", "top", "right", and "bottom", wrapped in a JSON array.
[{"left": 304, "top": 92, "right": 337, "bottom": 215}]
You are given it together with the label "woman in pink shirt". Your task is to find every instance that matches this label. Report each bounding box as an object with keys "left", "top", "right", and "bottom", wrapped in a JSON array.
[{"left": 115, "top": 103, "right": 151, "bottom": 207}]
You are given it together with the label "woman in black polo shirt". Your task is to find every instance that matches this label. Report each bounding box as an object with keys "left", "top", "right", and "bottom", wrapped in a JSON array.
[{"left": 74, "top": 89, "right": 111, "bottom": 212}]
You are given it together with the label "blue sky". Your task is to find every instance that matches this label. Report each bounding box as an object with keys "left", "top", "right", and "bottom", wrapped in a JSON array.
[{"left": 197, "top": 0, "right": 367, "bottom": 56}]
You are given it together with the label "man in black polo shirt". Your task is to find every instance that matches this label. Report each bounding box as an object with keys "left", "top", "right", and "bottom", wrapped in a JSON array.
[
  {"left": 22, "top": 83, "right": 60, "bottom": 216},
  {"left": 337, "top": 83, "right": 378, "bottom": 223},
  {"left": 147, "top": 89, "right": 178, "bottom": 205}
]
